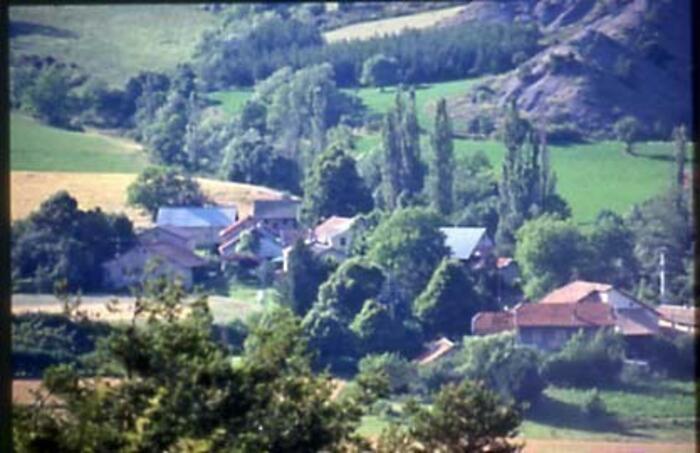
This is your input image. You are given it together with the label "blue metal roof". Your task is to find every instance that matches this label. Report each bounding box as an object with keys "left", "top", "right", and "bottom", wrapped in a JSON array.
[
  {"left": 439, "top": 227, "right": 490, "bottom": 260},
  {"left": 156, "top": 207, "right": 237, "bottom": 228}
]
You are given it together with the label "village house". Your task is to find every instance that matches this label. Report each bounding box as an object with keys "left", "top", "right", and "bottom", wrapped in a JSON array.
[
  {"left": 657, "top": 304, "right": 697, "bottom": 335},
  {"left": 156, "top": 206, "right": 237, "bottom": 249},
  {"left": 472, "top": 280, "right": 666, "bottom": 354},
  {"left": 440, "top": 227, "right": 494, "bottom": 266},
  {"left": 218, "top": 222, "right": 285, "bottom": 264},
  {"left": 248, "top": 198, "right": 301, "bottom": 238},
  {"left": 102, "top": 231, "right": 208, "bottom": 290},
  {"left": 218, "top": 197, "right": 301, "bottom": 265},
  {"left": 311, "top": 216, "right": 356, "bottom": 255},
  {"left": 472, "top": 302, "right": 616, "bottom": 351},
  {"left": 281, "top": 216, "right": 360, "bottom": 272}
]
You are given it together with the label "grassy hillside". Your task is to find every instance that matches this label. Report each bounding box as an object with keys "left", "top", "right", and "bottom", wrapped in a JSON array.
[
  {"left": 10, "top": 113, "right": 148, "bottom": 173},
  {"left": 210, "top": 77, "right": 487, "bottom": 129},
  {"left": 452, "top": 139, "right": 682, "bottom": 225},
  {"left": 10, "top": 4, "right": 221, "bottom": 87},
  {"left": 355, "top": 136, "right": 680, "bottom": 225}
]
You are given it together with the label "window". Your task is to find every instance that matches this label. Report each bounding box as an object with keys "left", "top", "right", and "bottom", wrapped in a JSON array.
[{"left": 339, "top": 237, "right": 347, "bottom": 247}]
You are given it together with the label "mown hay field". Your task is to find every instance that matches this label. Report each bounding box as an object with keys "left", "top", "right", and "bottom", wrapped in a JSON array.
[
  {"left": 11, "top": 171, "right": 292, "bottom": 228},
  {"left": 322, "top": 5, "right": 466, "bottom": 43}
]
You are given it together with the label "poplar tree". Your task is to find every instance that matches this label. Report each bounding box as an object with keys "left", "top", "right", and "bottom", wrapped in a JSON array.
[
  {"left": 381, "top": 111, "right": 403, "bottom": 210},
  {"left": 380, "top": 88, "right": 425, "bottom": 210},
  {"left": 495, "top": 103, "right": 563, "bottom": 255},
  {"left": 401, "top": 89, "right": 424, "bottom": 197},
  {"left": 428, "top": 98, "right": 454, "bottom": 216},
  {"left": 672, "top": 124, "right": 687, "bottom": 188}
]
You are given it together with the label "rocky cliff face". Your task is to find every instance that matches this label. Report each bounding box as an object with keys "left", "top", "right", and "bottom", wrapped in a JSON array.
[{"left": 437, "top": 0, "right": 691, "bottom": 140}]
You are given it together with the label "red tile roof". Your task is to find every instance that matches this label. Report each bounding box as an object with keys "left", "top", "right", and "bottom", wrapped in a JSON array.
[
  {"left": 514, "top": 302, "right": 616, "bottom": 328},
  {"left": 496, "top": 257, "right": 514, "bottom": 269},
  {"left": 219, "top": 216, "right": 255, "bottom": 240},
  {"left": 539, "top": 280, "right": 612, "bottom": 304},
  {"left": 313, "top": 216, "right": 355, "bottom": 241},
  {"left": 657, "top": 305, "right": 698, "bottom": 327},
  {"left": 472, "top": 311, "right": 515, "bottom": 335},
  {"left": 414, "top": 337, "right": 456, "bottom": 365}
]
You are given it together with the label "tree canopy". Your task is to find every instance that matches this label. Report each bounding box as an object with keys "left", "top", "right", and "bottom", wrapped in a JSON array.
[
  {"left": 300, "top": 144, "right": 373, "bottom": 226},
  {"left": 14, "top": 280, "right": 372, "bottom": 451},
  {"left": 126, "top": 166, "right": 206, "bottom": 220},
  {"left": 360, "top": 54, "right": 399, "bottom": 89},
  {"left": 12, "top": 191, "right": 135, "bottom": 292},
  {"left": 367, "top": 207, "right": 448, "bottom": 300},
  {"left": 514, "top": 215, "right": 591, "bottom": 299},
  {"left": 414, "top": 259, "right": 483, "bottom": 339}
]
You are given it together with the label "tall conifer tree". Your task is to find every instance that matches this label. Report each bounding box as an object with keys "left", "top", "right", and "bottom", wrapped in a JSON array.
[{"left": 429, "top": 98, "right": 454, "bottom": 216}]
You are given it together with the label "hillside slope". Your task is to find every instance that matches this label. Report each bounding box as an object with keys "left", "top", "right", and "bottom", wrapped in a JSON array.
[
  {"left": 441, "top": 0, "right": 691, "bottom": 139},
  {"left": 9, "top": 4, "right": 222, "bottom": 86}
]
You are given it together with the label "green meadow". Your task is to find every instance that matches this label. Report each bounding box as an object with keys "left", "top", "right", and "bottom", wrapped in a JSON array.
[
  {"left": 10, "top": 4, "right": 221, "bottom": 87},
  {"left": 358, "top": 380, "right": 697, "bottom": 443},
  {"left": 521, "top": 380, "right": 697, "bottom": 442},
  {"left": 10, "top": 113, "right": 147, "bottom": 173}
]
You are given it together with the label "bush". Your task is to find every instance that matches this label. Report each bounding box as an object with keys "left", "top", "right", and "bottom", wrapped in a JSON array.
[
  {"left": 542, "top": 330, "right": 625, "bottom": 388},
  {"left": 358, "top": 353, "right": 419, "bottom": 395},
  {"left": 458, "top": 332, "right": 545, "bottom": 404},
  {"left": 546, "top": 124, "right": 584, "bottom": 144},
  {"left": 12, "top": 313, "right": 113, "bottom": 377},
  {"left": 416, "top": 353, "right": 461, "bottom": 395},
  {"left": 582, "top": 388, "right": 607, "bottom": 418}
]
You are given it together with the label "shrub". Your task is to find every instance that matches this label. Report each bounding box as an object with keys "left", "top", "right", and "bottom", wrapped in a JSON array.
[
  {"left": 458, "top": 332, "right": 545, "bottom": 404},
  {"left": 546, "top": 124, "right": 584, "bottom": 144},
  {"left": 542, "top": 330, "right": 625, "bottom": 388},
  {"left": 416, "top": 353, "right": 461, "bottom": 395},
  {"left": 358, "top": 353, "right": 419, "bottom": 395},
  {"left": 582, "top": 388, "right": 607, "bottom": 418},
  {"left": 12, "top": 313, "right": 113, "bottom": 377},
  {"left": 627, "top": 334, "right": 695, "bottom": 380}
]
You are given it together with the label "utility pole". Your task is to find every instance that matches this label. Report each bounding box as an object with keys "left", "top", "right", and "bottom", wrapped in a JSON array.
[{"left": 659, "top": 249, "right": 667, "bottom": 304}]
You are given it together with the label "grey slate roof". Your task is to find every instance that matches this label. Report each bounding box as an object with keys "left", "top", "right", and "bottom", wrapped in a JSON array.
[
  {"left": 252, "top": 199, "right": 299, "bottom": 219},
  {"left": 439, "top": 227, "right": 491, "bottom": 260},
  {"left": 156, "top": 207, "right": 237, "bottom": 228}
]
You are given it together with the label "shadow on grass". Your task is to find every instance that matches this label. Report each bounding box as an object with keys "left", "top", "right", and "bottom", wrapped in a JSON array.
[
  {"left": 526, "top": 394, "right": 652, "bottom": 439},
  {"left": 10, "top": 21, "right": 79, "bottom": 39},
  {"left": 608, "top": 379, "right": 696, "bottom": 398},
  {"left": 631, "top": 152, "right": 674, "bottom": 162}
]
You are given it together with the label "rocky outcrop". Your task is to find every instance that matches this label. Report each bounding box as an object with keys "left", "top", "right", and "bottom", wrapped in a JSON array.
[{"left": 437, "top": 0, "right": 691, "bottom": 140}]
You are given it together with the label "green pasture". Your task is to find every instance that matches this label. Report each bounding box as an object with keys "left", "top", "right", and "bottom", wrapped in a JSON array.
[
  {"left": 10, "top": 4, "right": 221, "bottom": 87},
  {"left": 521, "top": 380, "right": 697, "bottom": 442},
  {"left": 357, "top": 380, "right": 697, "bottom": 443},
  {"left": 10, "top": 113, "right": 147, "bottom": 173}
]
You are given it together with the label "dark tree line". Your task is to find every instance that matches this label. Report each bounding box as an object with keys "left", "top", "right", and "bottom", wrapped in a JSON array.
[
  {"left": 194, "top": 15, "right": 542, "bottom": 89},
  {"left": 12, "top": 192, "right": 135, "bottom": 292}
]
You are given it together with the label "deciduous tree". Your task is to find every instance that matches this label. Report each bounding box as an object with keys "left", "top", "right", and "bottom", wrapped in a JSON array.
[
  {"left": 301, "top": 144, "right": 373, "bottom": 226},
  {"left": 127, "top": 166, "right": 206, "bottom": 220},
  {"left": 367, "top": 207, "right": 448, "bottom": 300}
]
